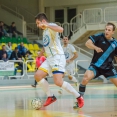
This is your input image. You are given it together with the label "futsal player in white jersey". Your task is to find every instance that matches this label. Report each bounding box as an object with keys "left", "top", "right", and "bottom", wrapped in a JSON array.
[
  {"left": 34, "top": 13, "right": 84, "bottom": 108},
  {"left": 58, "top": 36, "right": 78, "bottom": 94}
]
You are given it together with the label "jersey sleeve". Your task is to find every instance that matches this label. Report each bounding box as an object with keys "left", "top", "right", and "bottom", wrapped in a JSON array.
[
  {"left": 70, "top": 45, "right": 77, "bottom": 53},
  {"left": 89, "top": 33, "right": 101, "bottom": 44},
  {"left": 115, "top": 47, "right": 117, "bottom": 56},
  {"left": 49, "top": 23, "right": 58, "bottom": 26}
]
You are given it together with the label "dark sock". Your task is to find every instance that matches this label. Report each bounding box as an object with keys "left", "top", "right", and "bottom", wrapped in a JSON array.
[
  {"left": 45, "top": 78, "right": 48, "bottom": 81},
  {"left": 34, "top": 80, "right": 37, "bottom": 85},
  {"left": 79, "top": 84, "right": 86, "bottom": 96}
]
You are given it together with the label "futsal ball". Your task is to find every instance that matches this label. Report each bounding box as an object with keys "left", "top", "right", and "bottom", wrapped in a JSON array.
[{"left": 31, "top": 98, "right": 42, "bottom": 110}]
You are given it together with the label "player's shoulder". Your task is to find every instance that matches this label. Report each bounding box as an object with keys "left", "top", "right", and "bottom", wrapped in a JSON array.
[
  {"left": 113, "top": 38, "right": 117, "bottom": 46},
  {"left": 68, "top": 44, "right": 74, "bottom": 48},
  {"left": 94, "top": 33, "right": 103, "bottom": 37},
  {"left": 49, "top": 23, "right": 57, "bottom": 26}
]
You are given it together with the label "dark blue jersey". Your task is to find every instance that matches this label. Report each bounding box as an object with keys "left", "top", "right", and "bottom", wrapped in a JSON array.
[{"left": 89, "top": 33, "right": 117, "bottom": 69}]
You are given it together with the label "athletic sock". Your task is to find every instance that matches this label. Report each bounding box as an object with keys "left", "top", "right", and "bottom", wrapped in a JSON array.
[
  {"left": 79, "top": 84, "right": 86, "bottom": 96},
  {"left": 37, "top": 79, "right": 52, "bottom": 97},
  {"left": 62, "top": 81, "right": 80, "bottom": 98},
  {"left": 71, "top": 76, "right": 78, "bottom": 83}
]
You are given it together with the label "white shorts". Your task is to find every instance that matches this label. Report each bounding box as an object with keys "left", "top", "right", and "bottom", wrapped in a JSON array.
[
  {"left": 65, "top": 62, "right": 75, "bottom": 76},
  {"left": 39, "top": 54, "right": 66, "bottom": 76}
]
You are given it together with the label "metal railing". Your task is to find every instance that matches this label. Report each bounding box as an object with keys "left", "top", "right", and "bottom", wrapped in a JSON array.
[
  {"left": 62, "top": 22, "right": 70, "bottom": 37},
  {"left": 83, "top": 8, "right": 103, "bottom": 24},
  {"left": 0, "top": 4, "right": 24, "bottom": 20},
  {"left": 73, "top": 44, "right": 93, "bottom": 58},
  {"left": 75, "top": 60, "right": 90, "bottom": 77},
  {"left": 27, "top": 23, "right": 38, "bottom": 35},
  {"left": 70, "top": 14, "right": 83, "bottom": 34},
  {"left": 16, "top": 6, "right": 35, "bottom": 23},
  {"left": 26, "top": 60, "right": 36, "bottom": 79},
  {"left": 0, "top": 60, "right": 25, "bottom": 79},
  {"left": 104, "top": 6, "right": 117, "bottom": 23}
]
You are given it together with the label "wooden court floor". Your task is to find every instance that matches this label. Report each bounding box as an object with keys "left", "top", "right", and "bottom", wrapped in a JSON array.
[{"left": 0, "top": 83, "right": 117, "bottom": 117}]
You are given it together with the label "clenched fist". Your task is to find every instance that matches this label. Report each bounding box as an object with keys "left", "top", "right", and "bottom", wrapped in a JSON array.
[{"left": 95, "top": 47, "right": 103, "bottom": 53}]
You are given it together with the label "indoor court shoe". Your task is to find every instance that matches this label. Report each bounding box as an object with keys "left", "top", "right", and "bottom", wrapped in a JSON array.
[
  {"left": 77, "top": 96, "right": 84, "bottom": 108},
  {"left": 58, "top": 88, "right": 63, "bottom": 94},
  {"left": 43, "top": 95, "right": 57, "bottom": 106},
  {"left": 75, "top": 82, "right": 78, "bottom": 87},
  {"left": 31, "top": 85, "right": 36, "bottom": 88},
  {"left": 73, "top": 102, "right": 78, "bottom": 109}
]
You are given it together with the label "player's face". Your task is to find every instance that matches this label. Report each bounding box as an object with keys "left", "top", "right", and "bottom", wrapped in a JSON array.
[
  {"left": 36, "top": 19, "right": 46, "bottom": 30},
  {"left": 105, "top": 25, "right": 114, "bottom": 39},
  {"left": 63, "top": 37, "right": 69, "bottom": 44},
  {"left": 36, "top": 19, "right": 41, "bottom": 28}
]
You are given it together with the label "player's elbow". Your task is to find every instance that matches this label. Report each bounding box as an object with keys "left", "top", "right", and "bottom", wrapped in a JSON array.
[
  {"left": 85, "top": 41, "right": 90, "bottom": 48},
  {"left": 76, "top": 53, "right": 78, "bottom": 58},
  {"left": 58, "top": 27, "right": 63, "bottom": 33}
]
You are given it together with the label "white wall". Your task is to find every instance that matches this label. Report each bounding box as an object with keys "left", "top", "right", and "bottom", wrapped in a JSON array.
[
  {"left": 0, "top": 7, "right": 26, "bottom": 37},
  {"left": 0, "top": 0, "right": 39, "bottom": 15},
  {"left": 77, "top": 2, "right": 117, "bottom": 14},
  {"left": 44, "top": 0, "right": 117, "bottom": 22},
  {"left": 43, "top": 0, "right": 117, "bottom": 7}
]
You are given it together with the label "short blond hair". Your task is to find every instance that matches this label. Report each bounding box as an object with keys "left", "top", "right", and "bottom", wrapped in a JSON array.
[{"left": 106, "top": 22, "right": 116, "bottom": 31}]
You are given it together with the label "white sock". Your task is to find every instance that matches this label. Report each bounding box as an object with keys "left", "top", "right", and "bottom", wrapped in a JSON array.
[
  {"left": 38, "top": 79, "right": 52, "bottom": 97},
  {"left": 71, "top": 76, "right": 78, "bottom": 83},
  {"left": 62, "top": 81, "right": 80, "bottom": 98}
]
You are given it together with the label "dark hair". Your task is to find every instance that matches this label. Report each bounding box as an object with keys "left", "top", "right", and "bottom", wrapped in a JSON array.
[
  {"left": 2, "top": 45, "right": 5, "bottom": 48},
  {"left": 12, "top": 22, "right": 15, "bottom": 25},
  {"left": 106, "top": 22, "right": 116, "bottom": 31},
  {"left": 63, "top": 36, "right": 70, "bottom": 40},
  {"left": 0, "top": 21, "right": 3, "bottom": 23},
  {"left": 35, "top": 13, "right": 48, "bottom": 22},
  {"left": 26, "top": 50, "right": 32, "bottom": 55},
  {"left": 15, "top": 47, "right": 18, "bottom": 50}
]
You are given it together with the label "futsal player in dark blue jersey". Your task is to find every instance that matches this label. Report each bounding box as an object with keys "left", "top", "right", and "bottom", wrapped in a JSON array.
[{"left": 74, "top": 22, "right": 117, "bottom": 108}]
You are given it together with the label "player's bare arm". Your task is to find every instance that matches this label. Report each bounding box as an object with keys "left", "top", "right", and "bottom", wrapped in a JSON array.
[
  {"left": 39, "top": 23, "right": 63, "bottom": 33},
  {"left": 114, "top": 56, "right": 117, "bottom": 63},
  {"left": 85, "top": 39, "right": 103, "bottom": 53},
  {"left": 67, "top": 52, "right": 78, "bottom": 63}
]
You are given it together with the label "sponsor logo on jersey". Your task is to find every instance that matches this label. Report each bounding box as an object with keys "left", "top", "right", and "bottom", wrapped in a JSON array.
[
  {"left": 43, "top": 35, "right": 50, "bottom": 47},
  {"left": 65, "top": 52, "right": 69, "bottom": 59}
]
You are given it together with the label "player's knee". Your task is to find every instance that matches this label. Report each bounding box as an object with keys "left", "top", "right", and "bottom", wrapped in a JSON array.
[
  {"left": 82, "top": 75, "right": 90, "bottom": 85},
  {"left": 54, "top": 81, "right": 63, "bottom": 87},
  {"left": 68, "top": 75, "right": 72, "bottom": 80},
  {"left": 34, "top": 72, "right": 41, "bottom": 82}
]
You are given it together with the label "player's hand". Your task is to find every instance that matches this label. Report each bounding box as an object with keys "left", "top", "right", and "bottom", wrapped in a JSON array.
[
  {"left": 66, "top": 59, "right": 72, "bottom": 63},
  {"left": 95, "top": 47, "right": 103, "bottom": 53},
  {"left": 39, "top": 23, "right": 48, "bottom": 29}
]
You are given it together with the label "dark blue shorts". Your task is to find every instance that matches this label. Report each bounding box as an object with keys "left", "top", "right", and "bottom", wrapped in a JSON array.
[{"left": 88, "top": 65, "right": 117, "bottom": 80}]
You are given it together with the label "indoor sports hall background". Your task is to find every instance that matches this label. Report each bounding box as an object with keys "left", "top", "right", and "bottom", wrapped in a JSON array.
[{"left": 0, "top": 0, "right": 117, "bottom": 117}]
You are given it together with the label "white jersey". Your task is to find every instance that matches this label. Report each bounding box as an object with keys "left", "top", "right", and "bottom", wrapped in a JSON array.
[
  {"left": 43, "top": 23, "right": 64, "bottom": 58},
  {"left": 62, "top": 44, "right": 77, "bottom": 60}
]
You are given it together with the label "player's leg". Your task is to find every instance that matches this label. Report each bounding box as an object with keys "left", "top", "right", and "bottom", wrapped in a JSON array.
[
  {"left": 73, "top": 69, "right": 95, "bottom": 109},
  {"left": 34, "top": 60, "right": 56, "bottom": 107},
  {"left": 35, "top": 69, "right": 56, "bottom": 106},
  {"left": 67, "top": 63, "right": 78, "bottom": 86},
  {"left": 53, "top": 73, "right": 84, "bottom": 108},
  {"left": 35, "top": 60, "right": 57, "bottom": 107},
  {"left": 79, "top": 70, "right": 95, "bottom": 96},
  {"left": 34, "top": 69, "right": 52, "bottom": 96},
  {"left": 58, "top": 74, "right": 65, "bottom": 94},
  {"left": 31, "top": 80, "right": 37, "bottom": 88},
  {"left": 68, "top": 75, "right": 78, "bottom": 86},
  {"left": 104, "top": 66, "right": 117, "bottom": 87},
  {"left": 51, "top": 54, "right": 84, "bottom": 108},
  {"left": 110, "top": 78, "right": 117, "bottom": 86}
]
